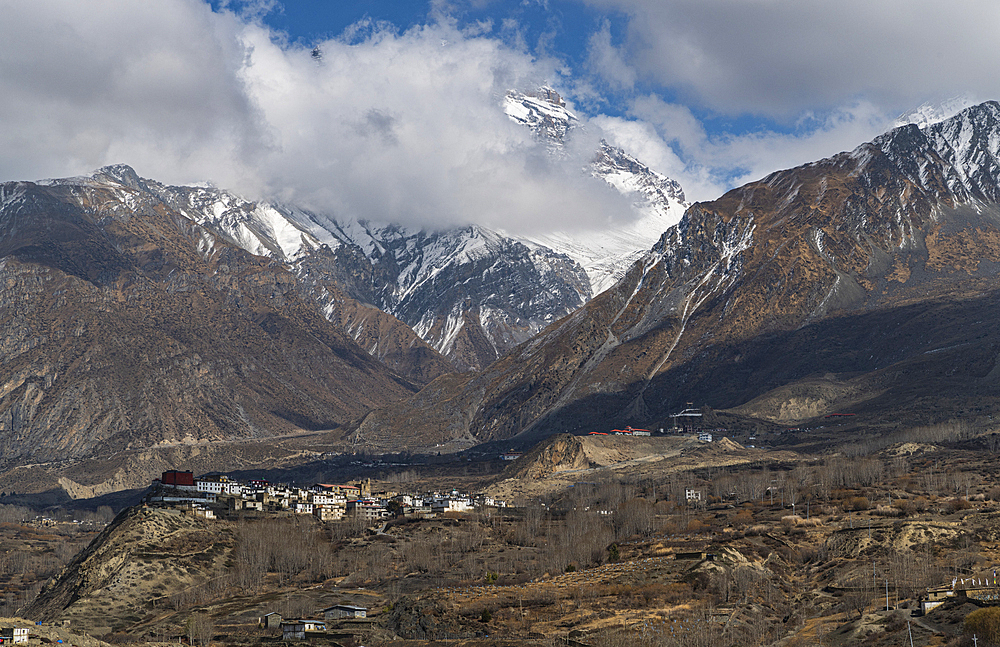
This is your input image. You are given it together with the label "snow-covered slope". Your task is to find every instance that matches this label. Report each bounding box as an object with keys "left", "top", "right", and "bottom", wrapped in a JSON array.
[
  {"left": 504, "top": 87, "right": 578, "bottom": 149},
  {"left": 86, "top": 172, "right": 589, "bottom": 372},
  {"left": 503, "top": 88, "right": 689, "bottom": 295},
  {"left": 893, "top": 95, "right": 978, "bottom": 130}
]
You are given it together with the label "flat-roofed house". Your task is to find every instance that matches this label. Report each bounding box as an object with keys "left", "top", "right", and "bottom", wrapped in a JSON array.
[
  {"left": 280, "top": 619, "right": 326, "bottom": 640},
  {"left": 0, "top": 627, "right": 28, "bottom": 644},
  {"left": 323, "top": 605, "right": 367, "bottom": 620}
]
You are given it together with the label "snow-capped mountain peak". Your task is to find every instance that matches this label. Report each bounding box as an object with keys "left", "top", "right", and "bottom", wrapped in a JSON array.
[
  {"left": 504, "top": 87, "right": 578, "bottom": 146},
  {"left": 503, "top": 86, "right": 690, "bottom": 295},
  {"left": 893, "top": 94, "right": 979, "bottom": 130}
]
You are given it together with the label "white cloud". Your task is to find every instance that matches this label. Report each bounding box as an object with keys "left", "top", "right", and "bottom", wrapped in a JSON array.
[
  {"left": 3, "top": 0, "right": 993, "bottom": 240},
  {"left": 584, "top": 19, "right": 636, "bottom": 92},
  {"left": 0, "top": 1, "right": 632, "bottom": 235},
  {"left": 595, "top": 96, "right": 894, "bottom": 203},
  {"left": 581, "top": 0, "right": 1000, "bottom": 119},
  {"left": 0, "top": 0, "right": 261, "bottom": 184}
]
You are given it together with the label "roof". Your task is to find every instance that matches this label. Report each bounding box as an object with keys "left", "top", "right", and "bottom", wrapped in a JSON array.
[{"left": 323, "top": 605, "right": 367, "bottom": 611}]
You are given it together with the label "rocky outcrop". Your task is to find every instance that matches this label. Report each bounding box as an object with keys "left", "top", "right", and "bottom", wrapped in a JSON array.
[{"left": 506, "top": 433, "right": 593, "bottom": 480}]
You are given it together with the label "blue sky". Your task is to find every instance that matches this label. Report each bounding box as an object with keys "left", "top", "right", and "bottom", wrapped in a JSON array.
[{"left": 2, "top": 1, "right": 997, "bottom": 234}]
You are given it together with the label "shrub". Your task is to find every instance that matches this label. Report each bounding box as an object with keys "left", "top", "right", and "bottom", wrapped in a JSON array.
[
  {"left": 686, "top": 519, "right": 705, "bottom": 533},
  {"left": 874, "top": 505, "right": 903, "bottom": 517},
  {"left": 948, "top": 498, "right": 973, "bottom": 513},
  {"left": 965, "top": 607, "right": 1000, "bottom": 643},
  {"left": 844, "top": 497, "right": 870, "bottom": 511}
]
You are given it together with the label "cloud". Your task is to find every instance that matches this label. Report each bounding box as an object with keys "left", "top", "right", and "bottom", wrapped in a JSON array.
[
  {"left": 584, "top": 19, "right": 636, "bottom": 92},
  {"left": 4, "top": 0, "right": 992, "bottom": 239},
  {"left": 0, "top": 0, "right": 632, "bottom": 235},
  {"left": 0, "top": 0, "right": 262, "bottom": 184},
  {"left": 594, "top": 96, "right": 894, "bottom": 203},
  {"left": 581, "top": 0, "right": 1000, "bottom": 119}
]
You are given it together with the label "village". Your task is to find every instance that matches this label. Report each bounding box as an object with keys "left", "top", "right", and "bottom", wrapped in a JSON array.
[{"left": 144, "top": 470, "right": 508, "bottom": 523}]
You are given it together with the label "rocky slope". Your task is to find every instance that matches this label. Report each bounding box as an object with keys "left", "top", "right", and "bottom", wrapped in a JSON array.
[
  {"left": 349, "top": 101, "right": 1000, "bottom": 449},
  {"left": 0, "top": 167, "right": 417, "bottom": 465},
  {"left": 22, "top": 507, "right": 235, "bottom": 635},
  {"left": 147, "top": 180, "right": 591, "bottom": 373}
]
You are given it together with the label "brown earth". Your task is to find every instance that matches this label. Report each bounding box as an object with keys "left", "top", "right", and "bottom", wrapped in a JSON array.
[
  {"left": 0, "top": 175, "right": 418, "bottom": 470},
  {"left": 487, "top": 433, "right": 793, "bottom": 501},
  {"left": 16, "top": 441, "right": 1000, "bottom": 646}
]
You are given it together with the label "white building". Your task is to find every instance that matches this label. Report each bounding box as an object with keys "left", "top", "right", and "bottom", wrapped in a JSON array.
[
  {"left": 0, "top": 627, "right": 28, "bottom": 644},
  {"left": 195, "top": 476, "right": 232, "bottom": 494},
  {"left": 431, "top": 498, "right": 473, "bottom": 514},
  {"left": 280, "top": 620, "right": 326, "bottom": 640}
]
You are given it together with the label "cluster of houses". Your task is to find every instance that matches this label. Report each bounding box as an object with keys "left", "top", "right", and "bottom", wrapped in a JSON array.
[
  {"left": 145, "top": 470, "right": 505, "bottom": 522},
  {"left": 586, "top": 426, "right": 653, "bottom": 437},
  {"left": 261, "top": 606, "right": 369, "bottom": 640}
]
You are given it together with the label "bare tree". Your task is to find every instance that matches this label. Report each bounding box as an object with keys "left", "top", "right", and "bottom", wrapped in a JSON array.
[
  {"left": 186, "top": 612, "right": 214, "bottom": 647},
  {"left": 841, "top": 575, "right": 876, "bottom": 620}
]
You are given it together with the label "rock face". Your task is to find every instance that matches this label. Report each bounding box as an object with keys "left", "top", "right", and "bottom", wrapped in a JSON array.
[
  {"left": 505, "top": 433, "right": 592, "bottom": 480},
  {"left": 143, "top": 179, "right": 591, "bottom": 373},
  {"left": 350, "top": 101, "right": 1000, "bottom": 449},
  {"left": 0, "top": 168, "right": 417, "bottom": 465}
]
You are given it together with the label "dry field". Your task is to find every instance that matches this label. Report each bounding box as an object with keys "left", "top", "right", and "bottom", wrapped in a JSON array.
[{"left": 7, "top": 436, "right": 1000, "bottom": 646}]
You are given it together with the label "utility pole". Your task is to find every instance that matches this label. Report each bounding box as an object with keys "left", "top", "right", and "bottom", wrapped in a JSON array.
[{"left": 885, "top": 579, "right": 889, "bottom": 611}]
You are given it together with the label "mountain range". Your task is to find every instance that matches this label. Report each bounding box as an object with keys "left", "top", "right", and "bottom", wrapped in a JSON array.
[
  {"left": 0, "top": 86, "right": 685, "bottom": 476},
  {"left": 80, "top": 88, "right": 686, "bottom": 374},
  {"left": 349, "top": 100, "right": 1000, "bottom": 450},
  {"left": 5, "top": 96, "right": 1000, "bottom": 483}
]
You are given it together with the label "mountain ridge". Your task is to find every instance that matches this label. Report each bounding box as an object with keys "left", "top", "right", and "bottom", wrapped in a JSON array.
[
  {"left": 345, "top": 100, "right": 1000, "bottom": 451},
  {"left": 0, "top": 173, "right": 418, "bottom": 466}
]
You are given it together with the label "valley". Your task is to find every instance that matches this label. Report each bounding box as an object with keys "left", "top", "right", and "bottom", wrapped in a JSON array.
[
  {"left": 5, "top": 431, "right": 1000, "bottom": 646},
  {"left": 4, "top": 74, "right": 1000, "bottom": 647},
  {"left": 8, "top": 2, "right": 1000, "bottom": 646}
]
